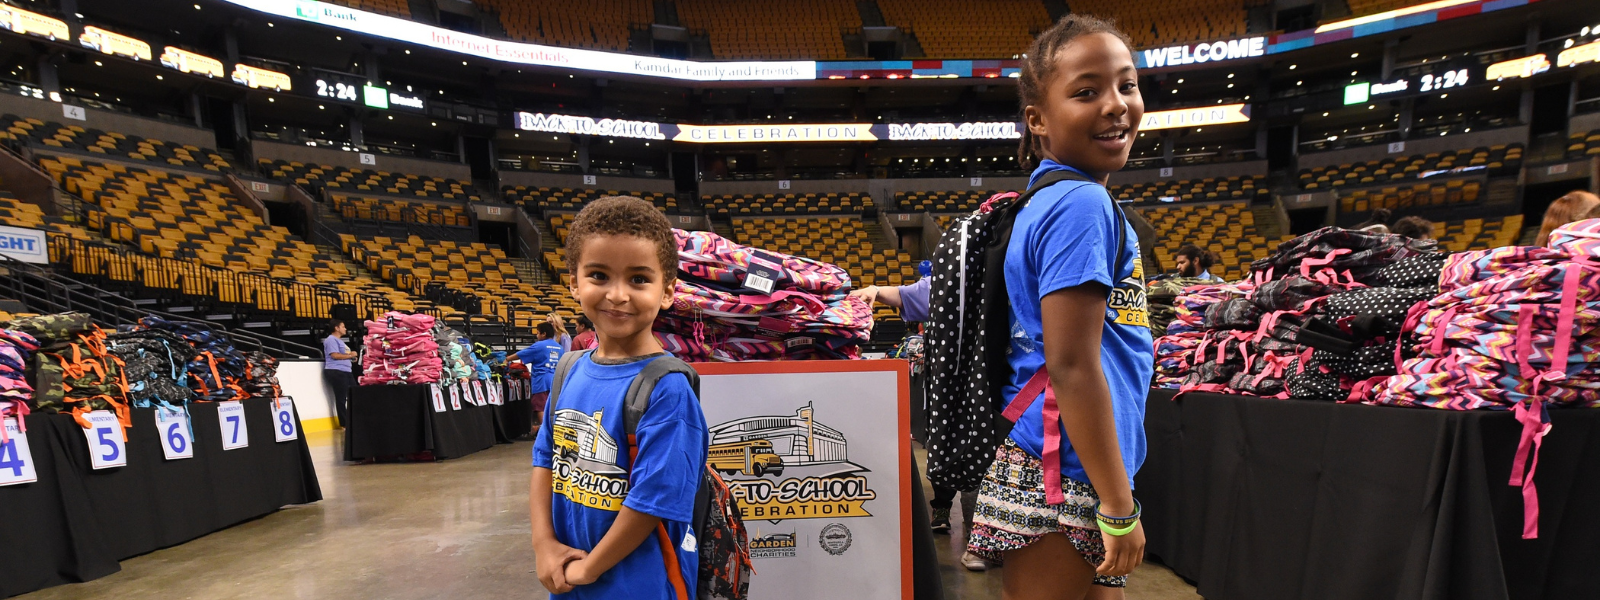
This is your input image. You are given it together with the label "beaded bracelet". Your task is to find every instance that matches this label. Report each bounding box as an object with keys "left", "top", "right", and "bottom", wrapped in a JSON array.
[{"left": 1095, "top": 499, "right": 1142, "bottom": 527}]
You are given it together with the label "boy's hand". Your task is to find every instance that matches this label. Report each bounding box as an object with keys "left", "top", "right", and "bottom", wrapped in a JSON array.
[
  {"left": 535, "top": 542, "right": 588, "bottom": 594},
  {"left": 564, "top": 558, "right": 599, "bottom": 586}
]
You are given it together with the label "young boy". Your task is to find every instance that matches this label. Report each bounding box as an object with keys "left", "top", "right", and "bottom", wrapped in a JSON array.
[
  {"left": 530, "top": 196, "right": 709, "bottom": 599},
  {"left": 515, "top": 322, "right": 563, "bottom": 431}
]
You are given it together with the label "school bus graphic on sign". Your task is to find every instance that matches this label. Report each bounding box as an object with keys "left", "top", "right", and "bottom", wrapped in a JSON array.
[
  {"left": 80, "top": 26, "right": 153, "bottom": 62},
  {"left": 0, "top": 5, "right": 68, "bottom": 41},
  {"left": 709, "top": 402, "right": 877, "bottom": 523}
]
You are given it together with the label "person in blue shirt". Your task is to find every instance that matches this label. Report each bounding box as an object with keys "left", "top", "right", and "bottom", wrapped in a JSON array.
[
  {"left": 1171, "top": 244, "right": 1220, "bottom": 282},
  {"left": 531, "top": 196, "right": 709, "bottom": 600},
  {"left": 515, "top": 322, "right": 564, "bottom": 432},
  {"left": 963, "top": 15, "right": 1152, "bottom": 599},
  {"left": 321, "top": 320, "right": 359, "bottom": 428}
]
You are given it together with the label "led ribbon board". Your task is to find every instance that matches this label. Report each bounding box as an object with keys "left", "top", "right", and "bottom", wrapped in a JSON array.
[
  {"left": 220, "top": 0, "right": 815, "bottom": 82},
  {"left": 515, "top": 114, "right": 1029, "bottom": 143},
  {"left": 1137, "top": 37, "right": 1266, "bottom": 69},
  {"left": 1139, "top": 104, "right": 1251, "bottom": 132},
  {"left": 160, "top": 47, "right": 225, "bottom": 78},
  {"left": 80, "top": 26, "right": 152, "bottom": 61},
  {"left": 231, "top": 64, "right": 293, "bottom": 91},
  {"left": 0, "top": 5, "right": 68, "bottom": 41}
]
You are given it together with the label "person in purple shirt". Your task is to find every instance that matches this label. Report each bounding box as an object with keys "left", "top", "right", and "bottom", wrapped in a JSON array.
[
  {"left": 851, "top": 277, "right": 994, "bottom": 572},
  {"left": 322, "top": 320, "right": 360, "bottom": 428}
]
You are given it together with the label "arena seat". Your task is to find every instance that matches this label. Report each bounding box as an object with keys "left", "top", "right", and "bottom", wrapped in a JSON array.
[
  {"left": 1134, "top": 201, "right": 1290, "bottom": 282},
  {"left": 1564, "top": 130, "right": 1600, "bottom": 160},
  {"left": 474, "top": 0, "right": 648, "bottom": 51},
  {"left": 502, "top": 186, "right": 677, "bottom": 212},
  {"left": 1342, "top": 0, "right": 1416, "bottom": 19},
  {"left": 1, "top": 115, "right": 232, "bottom": 173},
  {"left": 702, "top": 192, "right": 873, "bottom": 217},
  {"left": 37, "top": 156, "right": 419, "bottom": 318},
  {"left": 327, "top": 193, "right": 472, "bottom": 227},
  {"left": 1337, "top": 180, "right": 1483, "bottom": 215},
  {"left": 1113, "top": 176, "right": 1269, "bottom": 205},
  {"left": 1431, "top": 215, "right": 1523, "bottom": 253},
  {"left": 677, "top": 0, "right": 861, "bottom": 60},
  {"left": 893, "top": 189, "right": 989, "bottom": 213},
  {"left": 260, "top": 159, "right": 482, "bottom": 202},
  {"left": 1062, "top": 0, "right": 1249, "bottom": 49},
  {"left": 324, "top": 0, "right": 410, "bottom": 18},
  {"left": 1297, "top": 145, "right": 1523, "bottom": 190},
  {"left": 876, "top": 0, "right": 1049, "bottom": 59},
  {"left": 346, "top": 235, "right": 573, "bottom": 324},
  {"left": 0, "top": 192, "right": 94, "bottom": 241}
]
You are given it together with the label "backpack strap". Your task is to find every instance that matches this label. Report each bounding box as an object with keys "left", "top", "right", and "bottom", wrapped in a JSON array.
[
  {"left": 546, "top": 348, "right": 591, "bottom": 405},
  {"left": 618, "top": 355, "right": 699, "bottom": 600}
]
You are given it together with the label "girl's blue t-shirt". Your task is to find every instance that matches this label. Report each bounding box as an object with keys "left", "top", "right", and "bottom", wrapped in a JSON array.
[
  {"left": 516, "top": 339, "right": 564, "bottom": 394},
  {"left": 531, "top": 354, "right": 709, "bottom": 600},
  {"left": 1003, "top": 159, "right": 1154, "bottom": 490}
]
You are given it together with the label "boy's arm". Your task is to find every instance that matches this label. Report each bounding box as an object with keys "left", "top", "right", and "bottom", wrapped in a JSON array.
[
  {"left": 563, "top": 507, "right": 663, "bottom": 586},
  {"left": 532, "top": 468, "right": 586, "bottom": 593}
]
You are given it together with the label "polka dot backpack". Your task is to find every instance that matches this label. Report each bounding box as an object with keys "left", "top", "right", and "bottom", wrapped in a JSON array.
[{"left": 922, "top": 169, "right": 1113, "bottom": 492}]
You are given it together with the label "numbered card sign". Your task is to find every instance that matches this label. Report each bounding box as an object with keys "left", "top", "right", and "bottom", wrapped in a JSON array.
[
  {"left": 449, "top": 383, "right": 463, "bottom": 410},
  {"left": 430, "top": 384, "right": 447, "bottom": 413},
  {"left": 82, "top": 410, "right": 127, "bottom": 470},
  {"left": 217, "top": 401, "right": 249, "bottom": 450},
  {"left": 472, "top": 380, "right": 487, "bottom": 406},
  {"left": 155, "top": 408, "right": 194, "bottom": 461},
  {"left": 489, "top": 383, "right": 503, "bottom": 406},
  {"left": 0, "top": 418, "right": 39, "bottom": 486},
  {"left": 273, "top": 398, "right": 300, "bottom": 443}
]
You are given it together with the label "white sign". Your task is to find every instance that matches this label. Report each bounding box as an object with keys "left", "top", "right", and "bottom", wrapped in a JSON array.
[
  {"left": 886, "top": 122, "right": 1019, "bottom": 141},
  {"left": 272, "top": 398, "right": 300, "bottom": 442},
  {"left": 155, "top": 408, "right": 194, "bottom": 460},
  {"left": 217, "top": 401, "right": 249, "bottom": 450},
  {"left": 1141, "top": 104, "right": 1251, "bottom": 132},
  {"left": 485, "top": 206, "right": 502, "bottom": 216},
  {"left": 62, "top": 104, "right": 85, "bottom": 121},
  {"left": 1159, "top": 167, "right": 1174, "bottom": 177},
  {"left": 0, "top": 418, "right": 38, "bottom": 486},
  {"left": 969, "top": 177, "right": 983, "bottom": 187},
  {"left": 472, "top": 380, "right": 487, "bottom": 406},
  {"left": 1548, "top": 164, "right": 1569, "bottom": 175},
  {"left": 694, "top": 361, "right": 910, "bottom": 600},
  {"left": 0, "top": 224, "right": 48, "bottom": 264},
  {"left": 82, "top": 410, "right": 127, "bottom": 469},
  {"left": 489, "top": 383, "right": 503, "bottom": 406},
  {"left": 250, "top": 181, "right": 271, "bottom": 192},
  {"left": 515, "top": 112, "right": 665, "bottom": 140},
  {"left": 1140, "top": 37, "right": 1266, "bottom": 68},
  {"left": 431, "top": 384, "right": 447, "bottom": 412},
  {"left": 220, "top": 0, "right": 816, "bottom": 82},
  {"left": 388, "top": 91, "right": 425, "bottom": 109},
  {"left": 582, "top": 174, "right": 597, "bottom": 185},
  {"left": 449, "top": 383, "right": 463, "bottom": 410},
  {"left": 778, "top": 180, "right": 792, "bottom": 190},
  {"left": 1389, "top": 141, "right": 1406, "bottom": 154},
  {"left": 359, "top": 152, "right": 376, "bottom": 165}
]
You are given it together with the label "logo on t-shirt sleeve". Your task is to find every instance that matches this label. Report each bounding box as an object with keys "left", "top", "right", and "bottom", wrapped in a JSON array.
[
  {"left": 551, "top": 408, "right": 630, "bottom": 510},
  {"left": 1108, "top": 242, "right": 1149, "bottom": 328}
]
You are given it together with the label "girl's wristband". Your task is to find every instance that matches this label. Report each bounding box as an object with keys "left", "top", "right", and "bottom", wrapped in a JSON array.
[
  {"left": 1097, "top": 519, "right": 1138, "bottom": 537},
  {"left": 1095, "top": 499, "right": 1141, "bottom": 527}
]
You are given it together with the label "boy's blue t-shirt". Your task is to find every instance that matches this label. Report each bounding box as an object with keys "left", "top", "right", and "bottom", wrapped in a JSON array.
[
  {"left": 531, "top": 354, "right": 709, "bottom": 600},
  {"left": 1003, "top": 159, "right": 1154, "bottom": 490},
  {"left": 516, "top": 339, "right": 564, "bottom": 394}
]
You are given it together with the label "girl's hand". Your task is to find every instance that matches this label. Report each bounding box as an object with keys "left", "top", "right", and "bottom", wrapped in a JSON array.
[
  {"left": 848, "top": 285, "right": 880, "bottom": 304},
  {"left": 565, "top": 557, "right": 599, "bottom": 586},
  {"left": 1097, "top": 521, "right": 1145, "bottom": 577},
  {"left": 535, "top": 542, "right": 587, "bottom": 594}
]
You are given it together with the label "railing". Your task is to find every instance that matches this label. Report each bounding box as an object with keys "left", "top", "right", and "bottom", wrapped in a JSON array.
[
  {"left": 0, "top": 253, "right": 323, "bottom": 359},
  {"left": 47, "top": 236, "right": 393, "bottom": 325}
]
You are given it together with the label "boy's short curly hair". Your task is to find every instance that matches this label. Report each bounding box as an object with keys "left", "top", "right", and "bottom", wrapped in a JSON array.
[{"left": 564, "top": 196, "right": 678, "bottom": 283}]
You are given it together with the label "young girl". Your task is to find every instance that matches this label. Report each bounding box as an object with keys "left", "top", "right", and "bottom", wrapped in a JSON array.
[{"left": 964, "top": 16, "right": 1152, "bottom": 600}]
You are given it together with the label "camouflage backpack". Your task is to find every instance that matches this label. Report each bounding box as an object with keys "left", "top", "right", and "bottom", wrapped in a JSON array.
[
  {"left": 7, "top": 312, "right": 92, "bottom": 351},
  {"left": 40, "top": 325, "right": 131, "bottom": 430},
  {"left": 107, "top": 329, "right": 197, "bottom": 409}
]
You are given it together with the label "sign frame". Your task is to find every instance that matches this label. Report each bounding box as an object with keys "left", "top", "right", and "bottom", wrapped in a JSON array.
[
  {"left": 0, "top": 224, "right": 48, "bottom": 264},
  {"left": 691, "top": 360, "right": 912, "bottom": 600}
]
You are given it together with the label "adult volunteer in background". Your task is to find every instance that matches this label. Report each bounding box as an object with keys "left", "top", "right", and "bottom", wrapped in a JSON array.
[{"left": 322, "top": 320, "right": 359, "bottom": 428}]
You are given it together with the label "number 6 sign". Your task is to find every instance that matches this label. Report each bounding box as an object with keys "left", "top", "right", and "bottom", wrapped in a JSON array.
[
  {"left": 217, "top": 401, "right": 249, "bottom": 450},
  {"left": 155, "top": 407, "right": 194, "bottom": 460},
  {"left": 273, "top": 398, "right": 299, "bottom": 443},
  {"left": 82, "top": 410, "right": 128, "bottom": 469}
]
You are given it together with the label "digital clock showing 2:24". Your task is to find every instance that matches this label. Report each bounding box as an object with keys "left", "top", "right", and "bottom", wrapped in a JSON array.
[
  {"left": 308, "top": 70, "right": 364, "bottom": 103},
  {"left": 1417, "top": 68, "right": 1470, "bottom": 93}
]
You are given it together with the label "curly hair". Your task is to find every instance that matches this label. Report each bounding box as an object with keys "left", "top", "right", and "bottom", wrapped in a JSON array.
[
  {"left": 1016, "top": 14, "right": 1135, "bottom": 169},
  {"left": 564, "top": 196, "right": 678, "bottom": 283}
]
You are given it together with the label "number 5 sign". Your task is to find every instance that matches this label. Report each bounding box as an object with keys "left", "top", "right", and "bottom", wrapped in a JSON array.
[
  {"left": 0, "top": 418, "right": 39, "bottom": 486},
  {"left": 273, "top": 398, "right": 300, "bottom": 443},
  {"left": 217, "top": 401, "right": 249, "bottom": 450},
  {"left": 156, "top": 407, "right": 194, "bottom": 460},
  {"left": 82, "top": 410, "right": 127, "bottom": 470}
]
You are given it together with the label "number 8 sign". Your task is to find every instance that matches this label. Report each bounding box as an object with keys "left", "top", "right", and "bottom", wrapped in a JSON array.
[
  {"left": 82, "top": 410, "right": 127, "bottom": 470},
  {"left": 155, "top": 407, "right": 194, "bottom": 460},
  {"left": 273, "top": 398, "right": 299, "bottom": 443}
]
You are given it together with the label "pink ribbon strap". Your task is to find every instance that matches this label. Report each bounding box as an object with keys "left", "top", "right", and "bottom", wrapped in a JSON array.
[
  {"left": 1509, "top": 399, "right": 1551, "bottom": 539},
  {"left": 1001, "top": 370, "right": 1068, "bottom": 505}
]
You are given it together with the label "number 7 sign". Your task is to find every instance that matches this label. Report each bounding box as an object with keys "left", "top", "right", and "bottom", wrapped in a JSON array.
[{"left": 217, "top": 401, "right": 249, "bottom": 450}]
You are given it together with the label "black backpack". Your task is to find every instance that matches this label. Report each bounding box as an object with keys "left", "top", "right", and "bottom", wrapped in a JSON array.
[
  {"left": 922, "top": 170, "right": 1126, "bottom": 492},
  {"left": 550, "top": 350, "right": 753, "bottom": 600}
]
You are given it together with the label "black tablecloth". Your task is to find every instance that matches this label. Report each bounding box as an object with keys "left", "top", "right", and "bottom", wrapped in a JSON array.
[
  {"left": 0, "top": 399, "right": 322, "bottom": 598},
  {"left": 344, "top": 383, "right": 499, "bottom": 461},
  {"left": 1138, "top": 390, "right": 1600, "bottom": 600}
]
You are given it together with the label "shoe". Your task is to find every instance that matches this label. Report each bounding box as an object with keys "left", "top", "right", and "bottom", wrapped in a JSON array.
[
  {"left": 930, "top": 508, "right": 951, "bottom": 534},
  {"left": 961, "top": 551, "right": 992, "bottom": 572}
]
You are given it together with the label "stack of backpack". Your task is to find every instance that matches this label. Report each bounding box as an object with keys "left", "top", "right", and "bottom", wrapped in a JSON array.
[
  {"left": 656, "top": 228, "right": 871, "bottom": 362},
  {"left": 107, "top": 328, "right": 198, "bottom": 409},
  {"left": 359, "top": 312, "right": 442, "bottom": 385},
  {"left": 1151, "top": 281, "right": 1248, "bottom": 388},
  {"left": 242, "top": 351, "right": 282, "bottom": 399},
  {"left": 10, "top": 312, "right": 131, "bottom": 430},
  {"left": 137, "top": 317, "right": 249, "bottom": 403},
  {"left": 473, "top": 342, "right": 507, "bottom": 383},
  {"left": 433, "top": 325, "right": 475, "bottom": 382},
  {"left": 1, "top": 327, "right": 39, "bottom": 435},
  {"left": 1145, "top": 276, "right": 1210, "bottom": 336}
]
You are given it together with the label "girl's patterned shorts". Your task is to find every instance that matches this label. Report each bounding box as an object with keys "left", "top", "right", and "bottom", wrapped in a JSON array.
[{"left": 965, "top": 438, "right": 1127, "bottom": 588}]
